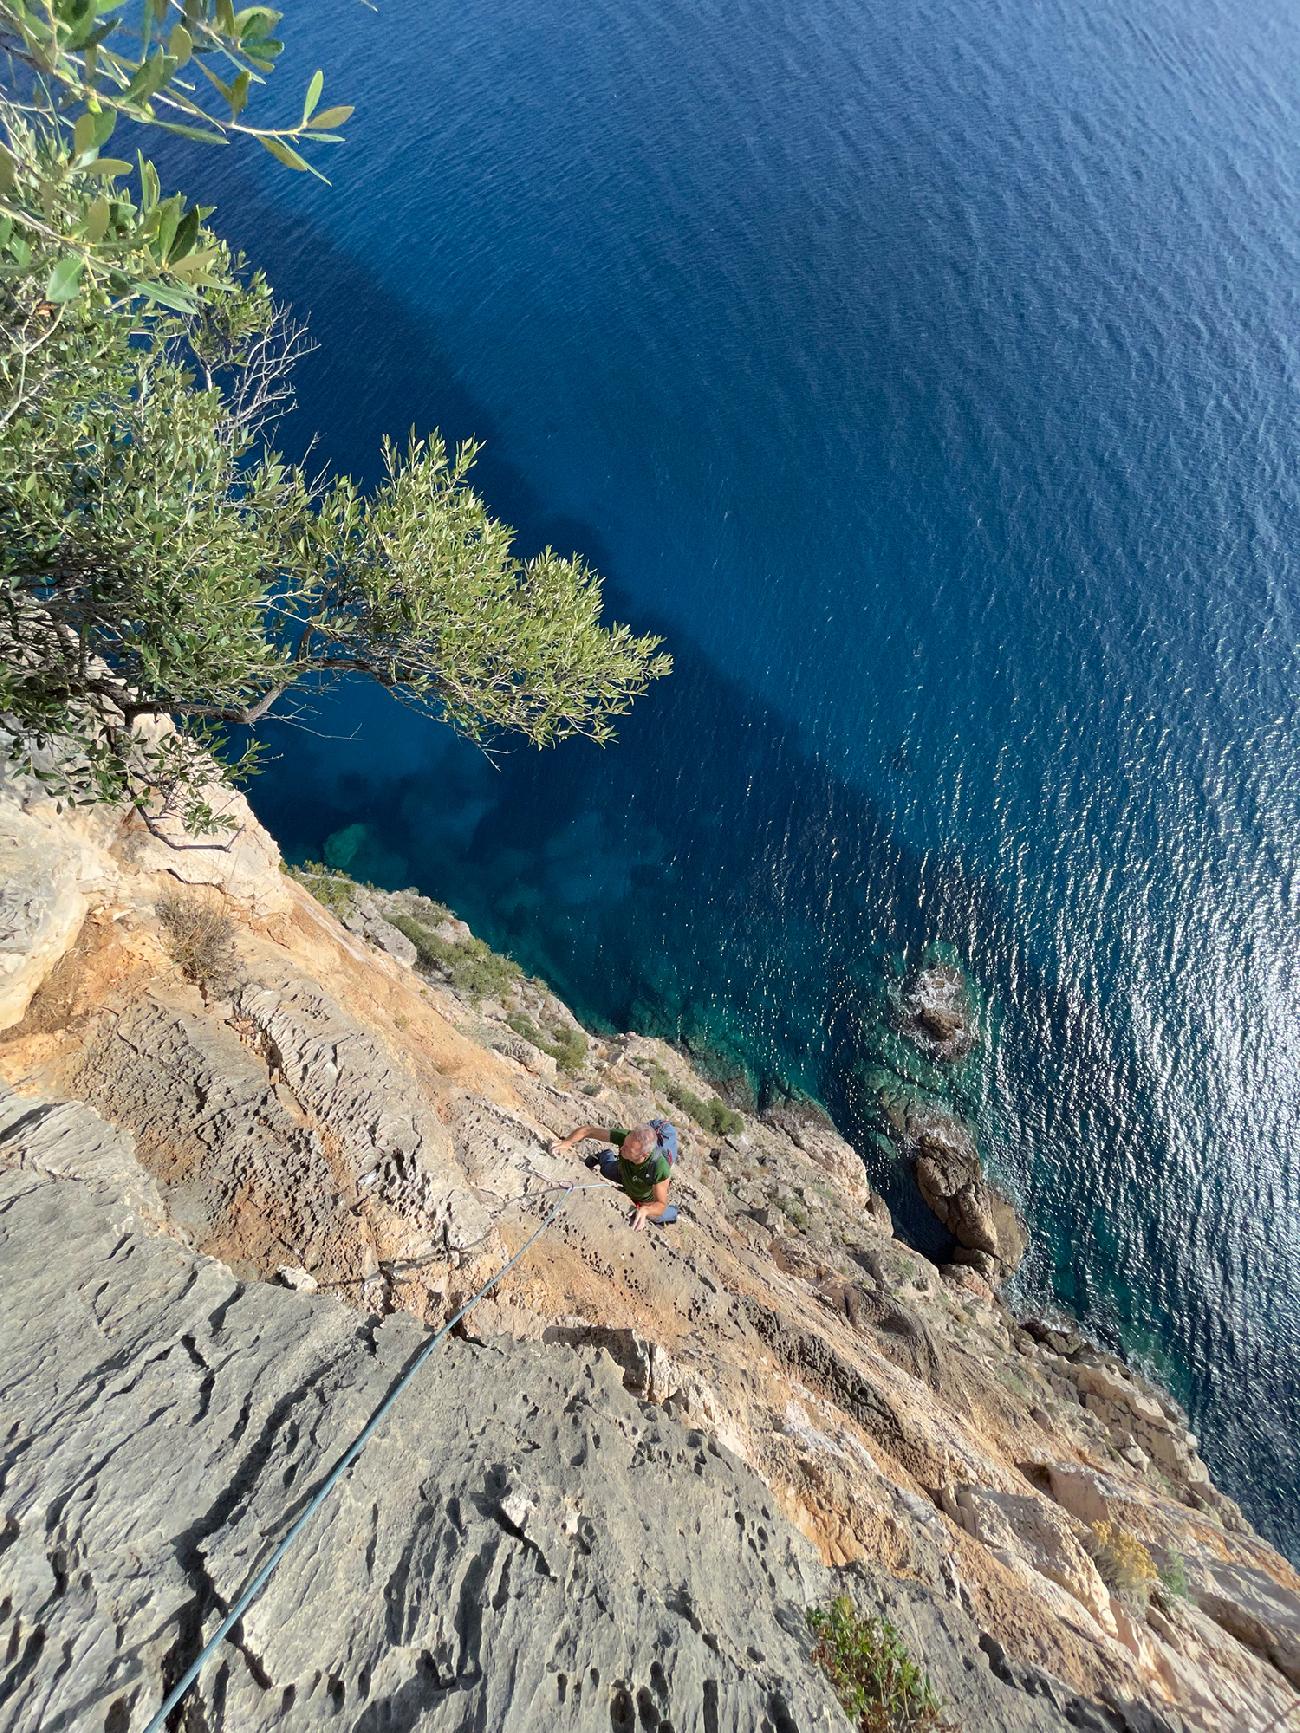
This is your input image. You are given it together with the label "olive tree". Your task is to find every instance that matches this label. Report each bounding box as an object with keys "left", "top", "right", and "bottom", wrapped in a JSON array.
[
  {"left": 1, "top": 0, "right": 350, "bottom": 308},
  {"left": 0, "top": 10, "right": 670, "bottom": 829}
]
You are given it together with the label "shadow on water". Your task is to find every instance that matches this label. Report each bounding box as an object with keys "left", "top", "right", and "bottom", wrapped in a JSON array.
[
  {"left": 224, "top": 180, "right": 1118, "bottom": 1240},
  {"left": 193, "top": 166, "right": 1294, "bottom": 1554}
]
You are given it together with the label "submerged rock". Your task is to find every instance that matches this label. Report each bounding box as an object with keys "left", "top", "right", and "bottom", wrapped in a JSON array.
[{"left": 901, "top": 960, "right": 978, "bottom": 1061}]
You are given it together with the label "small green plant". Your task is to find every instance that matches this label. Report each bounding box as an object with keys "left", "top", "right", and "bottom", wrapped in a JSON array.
[
  {"left": 506, "top": 1011, "right": 588, "bottom": 1072},
  {"left": 1091, "top": 1520, "right": 1159, "bottom": 1606},
  {"left": 778, "top": 1195, "right": 810, "bottom": 1232},
  {"left": 288, "top": 861, "right": 360, "bottom": 918},
  {"left": 634, "top": 1055, "right": 673, "bottom": 1092},
  {"left": 547, "top": 1025, "right": 589, "bottom": 1072},
  {"left": 665, "top": 1080, "right": 743, "bottom": 1136},
  {"left": 391, "top": 914, "right": 522, "bottom": 1004},
  {"left": 806, "top": 1596, "right": 950, "bottom": 1731},
  {"left": 157, "top": 893, "right": 236, "bottom": 993},
  {"left": 1157, "top": 1550, "right": 1189, "bottom": 1601}
]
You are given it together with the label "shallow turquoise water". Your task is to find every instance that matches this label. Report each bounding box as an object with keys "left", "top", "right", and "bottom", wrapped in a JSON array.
[{"left": 181, "top": 0, "right": 1299, "bottom": 1553}]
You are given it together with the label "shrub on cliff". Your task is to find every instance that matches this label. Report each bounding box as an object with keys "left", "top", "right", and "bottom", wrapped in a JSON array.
[
  {"left": 286, "top": 862, "right": 362, "bottom": 919},
  {"left": 667, "top": 1080, "right": 744, "bottom": 1137},
  {"left": 0, "top": 10, "right": 670, "bottom": 830},
  {"left": 506, "top": 1011, "right": 588, "bottom": 1073},
  {"left": 1090, "top": 1519, "right": 1159, "bottom": 1606},
  {"left": 157, "top": 892, "right": 236, "bottom": 993},
  {"left": 390, "top": 912, "right": 522, "bottom": 1005},
  {"left": 806, "top": 1596, "right": 950, "bottom": 1731}
]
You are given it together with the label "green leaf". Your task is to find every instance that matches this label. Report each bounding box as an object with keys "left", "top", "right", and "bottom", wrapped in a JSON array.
[
  {"left": 122, "top": 50, "right": 175, "bottom": 110},
  {"left": 169, "top": 245, "right": 221, "bottom": 282},
  {"left": 91, "top": 106, "right": 117, "bottom": 149},
  {"left": 233, "top": 6, "right": 282, "bottom": 33},
  {"left": 45, "top": 256, "right": 86, "bottom": 303},
  {"left": 168, "top": 22, "right": 193, "bottom": 64},
  {"left": 153, "top": 195, "right": 182, "bottom": 259},
  {"left": 139, "top": 154, "right": 160, "bottom": 210},
  {"left": 169, "top": 205, "right": 200, "bottom": 261},
  {"left": 244, "top": 37, "right": 284, "bottom": 68},
  {"left": 257, "top": 134, "right": 309, "bottom": 172},
  {"left": 302, "top": 67, "right": 323, "bottom": 123},
  {"left": 230, "top": 69, "right": 251, "bottom": 117},
  {"left": 85, "top": 193, "right": 111, "bottom": 242},
  {"left": 73, "top": 112, "right": 99, "bottom": 161},
  {"left": 305, "top": 104, "right": 353, "bottom": 130},
  {"left": 82, "top": 157, "right": 133, "bottom": 178},
  {"left": 0, "top": 149, "right": 13, "bottom": 197},
  {"left": 155, "top": 120, "right": 230, "bottom": 145},
  {"left": 196, "top": 60, "right": 233, "bottom": 101}
]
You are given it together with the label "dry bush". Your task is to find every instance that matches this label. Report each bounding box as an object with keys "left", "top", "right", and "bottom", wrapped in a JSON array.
[
  {"left": 157, "top": 892, "right": 237, "bottom": 993},
  {"left": 1091, "top": 1519, "right": 1159, "bottom": 1605}
]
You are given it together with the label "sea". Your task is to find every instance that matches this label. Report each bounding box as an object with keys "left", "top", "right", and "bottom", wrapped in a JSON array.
[{"left": 174, "top": 0, "right": 1300, "bottom": 1557}]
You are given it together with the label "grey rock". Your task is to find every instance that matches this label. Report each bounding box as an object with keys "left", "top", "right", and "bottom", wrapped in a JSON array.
[
  {"left": 904, "top": 1106, "right": 1028, "bottom": 1278},
  {"left": 365, "top": 914, "right": 418, "bottom": 968},
  {"left": 0, "top": 1093, "right": 1170, "bottom": 1733},
  {"left": 0, "top": 1099, "right": 844, "bottom": 1733},
  {"left": 1192, "top": 1558, "right": 1300, "bottom": 1689},
  {"left": 0, "top": 803, "right": 100, "bottom": 1028}
]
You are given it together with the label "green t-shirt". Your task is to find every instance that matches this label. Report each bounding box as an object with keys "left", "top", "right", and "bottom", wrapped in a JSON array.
[{"left": 608, "top": 1127, "right": 671, "bottom": 1203}]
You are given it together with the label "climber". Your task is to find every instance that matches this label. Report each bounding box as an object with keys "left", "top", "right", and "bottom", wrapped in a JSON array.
[{"left": 552, "top": 1122, "right": 678, "bottom": 1230}]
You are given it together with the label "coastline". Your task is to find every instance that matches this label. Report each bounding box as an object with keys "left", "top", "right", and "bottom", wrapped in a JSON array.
[{"left": 4, "top": 761, "right": 1298, "bottom": 1728}]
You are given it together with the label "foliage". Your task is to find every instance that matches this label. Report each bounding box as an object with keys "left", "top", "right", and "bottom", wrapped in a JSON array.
[
  {"left": 0, "top": 130, "right": 670, "bottom": 822},
  {"left": 632, "top": 1055, "right": 743, "bottom": 1134},
  {"left": 0, "top": 0, "right": 351, "bottom": 309},
  {"left": 778, "top": 1193, "right": 809, "bottom": 1232},
  {"left": 806, "top": 1596, "right": 950, "bottom": 1732},
  {"left": 666, "top": 1079, "right": 743, "bottom": 1136},
  {"left": 635, "top": 1055, "right": 673, "bottom": 1092},
  {"left": 390, "top": 912, "right": 522, "bottom": 1005},
  {"left": 1157, "top": 1550, "right": 1189, "bottom": 1602},
  {"left": 286, "top": 860, "right": 360, "bottom": 917},
  {"left": 156, "top": 890, "right": 235, "bottom": 990},
  {"left": 506, "top": 1011, "right": 588, "bottom": 1072},
  {"left": 1091, "top": 1520, "right": 1159, "bottom": 1606},
  {"left": 1, "top": 7, "right": 669, "bottom": 824}
]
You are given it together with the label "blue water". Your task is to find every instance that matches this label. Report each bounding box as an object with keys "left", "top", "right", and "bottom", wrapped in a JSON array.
[{"left": 176, "top": 0, "right": 1300, "bottom": 1555}]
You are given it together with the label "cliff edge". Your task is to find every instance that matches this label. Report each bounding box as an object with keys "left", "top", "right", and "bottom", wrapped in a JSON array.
[{"left": 1, "top": 766, "right": 1297, "bottom": 1732}]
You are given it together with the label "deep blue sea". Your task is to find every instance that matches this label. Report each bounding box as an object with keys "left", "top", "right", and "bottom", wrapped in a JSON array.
[{"left": 178, "top": 0, "right": 1300, "bottom": 1556}]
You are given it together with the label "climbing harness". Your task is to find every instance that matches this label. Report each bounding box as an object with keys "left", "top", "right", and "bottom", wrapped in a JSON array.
[{"left": 141, "top": 1178, "right": 609, "bottom": 1732}]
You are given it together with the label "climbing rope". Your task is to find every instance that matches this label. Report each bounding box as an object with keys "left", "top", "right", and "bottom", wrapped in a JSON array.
[{"left": 142, "top": 1178, "right": 609, "bottom": 1732}]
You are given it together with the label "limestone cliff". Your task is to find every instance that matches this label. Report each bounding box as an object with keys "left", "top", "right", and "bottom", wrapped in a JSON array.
[{"left": 1, "top": 766, "right": 1297, "bottom": 1732}]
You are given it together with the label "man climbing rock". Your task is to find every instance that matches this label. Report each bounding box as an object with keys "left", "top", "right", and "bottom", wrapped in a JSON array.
[{"left": 553, "top": 1121, "right": 678, "bottom": 1230}]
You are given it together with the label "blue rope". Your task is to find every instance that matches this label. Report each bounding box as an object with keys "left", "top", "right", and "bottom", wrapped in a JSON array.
[{"left": 142, "top": 1181, "right": 602, "bottom": 1731}]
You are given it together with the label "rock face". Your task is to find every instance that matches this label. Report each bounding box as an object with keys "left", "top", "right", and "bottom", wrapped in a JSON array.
[
  {"left": 903, "top": 1104, "right": 1029, "bottom": 1279},
  {"left": 2, "top": 1088, "right": 1173, "bottom": 1733},
  {"left": 3, "top": 775, "right": 1300, "bottom": 1733},
  {"left": 0, "top": 1093, "right": 842, "bottom": 1733}
]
